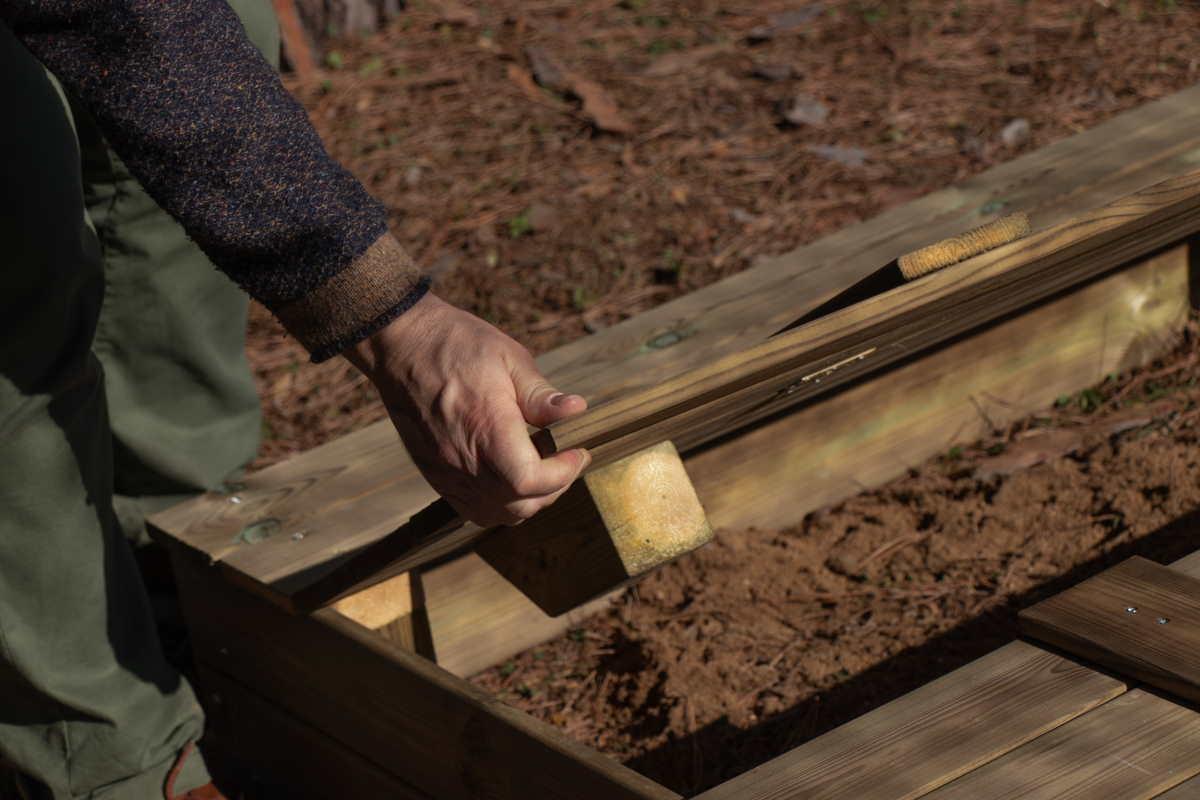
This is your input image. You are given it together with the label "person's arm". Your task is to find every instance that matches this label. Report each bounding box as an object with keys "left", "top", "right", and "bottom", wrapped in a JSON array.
[{"left": 1, "top": 0, "right": 588, "bottom": 524}]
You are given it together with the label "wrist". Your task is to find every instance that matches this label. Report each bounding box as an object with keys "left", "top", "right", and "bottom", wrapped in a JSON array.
[{"left": 344, "top": 291, "right": 445, "bottom": 382}]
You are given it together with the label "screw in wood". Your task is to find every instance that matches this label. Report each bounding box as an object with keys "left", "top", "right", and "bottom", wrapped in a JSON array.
[
  {"left": 1158, "top": 617, "right": 1170, "bottom": 625},
  {"left": 1125, "top": 606, "right": 1138, "bottom": 614}
]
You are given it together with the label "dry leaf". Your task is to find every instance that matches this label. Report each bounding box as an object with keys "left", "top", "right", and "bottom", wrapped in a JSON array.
[
  {"left": 525, "top": 45, "right": 571, "bottom": 93},
  {"left": 806, "top": 144, "right": 867, "bottom": 166},
  {"left": 429, "top": 0, "right": 479, "bottom": 27},
  {"left": 975, "top": 429, "right": 1084, "bottom": 479},
  {"left": 783, "top": 94, "right": 828, "bottom": 126},
  {"left": 569, "top": 74, "right": 635, "bottom": 134},
  {"left": 644, "top": 43, "right": 732, "bottom": 78}
]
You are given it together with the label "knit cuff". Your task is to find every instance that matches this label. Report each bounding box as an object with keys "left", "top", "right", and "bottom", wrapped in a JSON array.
[{"left": 273, "top": 233, "right": 431, "bottom": 362}]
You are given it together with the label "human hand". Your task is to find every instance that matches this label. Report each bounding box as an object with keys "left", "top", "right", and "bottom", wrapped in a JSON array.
[{"left": 344, "top": 293, "right": 591, "bottom": 527}]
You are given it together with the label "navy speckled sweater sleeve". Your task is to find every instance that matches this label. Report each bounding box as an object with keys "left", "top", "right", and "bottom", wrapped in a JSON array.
[{"left": 1, "top": 0, "right": 429, "bottom": 361}]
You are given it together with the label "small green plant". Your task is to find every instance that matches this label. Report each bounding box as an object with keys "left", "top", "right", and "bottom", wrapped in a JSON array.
[
  {"left": 946, "top": 446, "right": 963, "bottom": 460},
  {"left": 507, "top": 210, "right": 533, "bottom": 238},
  {"left": 324, "top": 50, "right": 344, "bottom": 70},
  {"left": 358, "top": 57, "right": 383, "bottom": 76},
  {"left": 499, "top": 661, "right": 517, "bottom": 677}
]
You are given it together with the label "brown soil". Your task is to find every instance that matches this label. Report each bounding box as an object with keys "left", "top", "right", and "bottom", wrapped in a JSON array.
[{"left": 244, "top": 1, "right": 1200, "bottom": 795}]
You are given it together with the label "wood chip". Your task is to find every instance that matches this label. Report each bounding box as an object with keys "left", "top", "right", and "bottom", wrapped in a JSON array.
[{"left": 644, "top": 43, "right": 732, "bottom": 78}]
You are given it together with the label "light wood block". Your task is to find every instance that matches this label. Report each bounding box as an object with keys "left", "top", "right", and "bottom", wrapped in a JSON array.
[{"left": 477, "top": 441, "right": 711, "bottom": 616}]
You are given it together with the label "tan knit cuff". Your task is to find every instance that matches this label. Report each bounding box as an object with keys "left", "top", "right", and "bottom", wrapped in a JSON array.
[{"left": 275, "top": 233, "right": 430, "bottom": 361}]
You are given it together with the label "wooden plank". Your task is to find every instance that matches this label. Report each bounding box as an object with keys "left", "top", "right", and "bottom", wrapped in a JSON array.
[
  {"left": 545, "top": 168, "right": 1200, "bottom": 467},
  {"left": 279, "top": 166, "right": 1200, "bottom": 604},
  {"left": 149, "top": 84, "right": 1200, "bottom": 599},
  {"left": 196, "top": 664, "right": 432, "bottom": 800},
  {"left": 920, "top": 689, "right": 1200, "bottom": 799},
  {"left": 168, "top": 550, "right": 680, "bottom": 800},
  {"left": 691, "top": 241, "right": 1189, "bottom": 531},
  {"left": 1171, "top": 550, "right": 1200, "bottom": 580},
  {"left": 694, "top": 641, "right": 1125, "bottom": 800},
  {"left": 1155, "top": 775, "right": 1200, "bottom": 798},
  {"left": 1020, "top": 556, "right": 1200, "bottom": 704}
]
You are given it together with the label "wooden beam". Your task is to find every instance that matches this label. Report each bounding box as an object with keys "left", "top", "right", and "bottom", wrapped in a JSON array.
[
  {"left": 694, "top": 641, "right": 1124, "bottom": 800},
  {"left": 274, "top": 167, "right": 1200, "bottom": 605},
  {"left": 475, "top": 441, "right": 711, "bottom": 616},
  {"left": 197, "top": 664, "right": 433, "bottom": 799},
  {"left": 919, "top": 689, "right": 1200, "bottom": 799},
  {"left": 689, "top": 241, "right": 1190, "bottom": 531},
  {"left": 169, "top": 549, "right": 680, "bottom": 800},
  {"left": 1021, "top": 556, "right": 1200, "bottom": 705}
]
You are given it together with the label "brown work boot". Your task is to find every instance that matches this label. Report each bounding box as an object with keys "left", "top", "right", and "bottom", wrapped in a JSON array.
[{"left": 165, "top": 743, "right": 232, "bottom": 800}]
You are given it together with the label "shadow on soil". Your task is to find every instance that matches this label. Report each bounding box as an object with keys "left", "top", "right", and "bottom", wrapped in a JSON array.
[{"left": 626, "top": 508, "right": 1200, "bottom": 796}]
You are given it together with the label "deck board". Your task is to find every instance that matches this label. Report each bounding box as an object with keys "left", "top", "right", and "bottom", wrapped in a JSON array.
[
  {"left": 1021, "top": 556, "right": 1200, "bottom": 704},
  {"left": 921, "top": 689, "right": 1200, "bottom": 800}
]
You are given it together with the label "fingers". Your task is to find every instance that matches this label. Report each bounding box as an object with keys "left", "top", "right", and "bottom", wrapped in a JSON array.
[
  {"left": 511, "top": 360, "right": 587, "bottom": 428},
  {"left": 481, "top": 406, "right": 591, "bottom": 524}
]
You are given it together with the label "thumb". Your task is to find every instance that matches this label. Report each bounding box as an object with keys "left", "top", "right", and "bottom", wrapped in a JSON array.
[{"left": 512, "top": 361, "right": 587, "bottom": 428}]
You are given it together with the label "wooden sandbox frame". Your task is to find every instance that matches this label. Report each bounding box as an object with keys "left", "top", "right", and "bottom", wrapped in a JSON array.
[{"left": 153, "top": 85, "right": 1200, "bottom": 798}]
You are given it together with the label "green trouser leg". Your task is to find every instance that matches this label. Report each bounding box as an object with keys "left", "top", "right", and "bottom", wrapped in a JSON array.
[
  {"left": 0, "top": 28, "right": 208, "bottom": 800},
  {"left": 0, "top": 3, "right": 277, "bottom": 797},
  {"left": 75, "top": 0, "right": 278, "bottom": 546}
]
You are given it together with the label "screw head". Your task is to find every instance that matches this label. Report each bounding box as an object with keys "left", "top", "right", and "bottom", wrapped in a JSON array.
[
  {"left": 1158, "top": 617, "right": 1170, "bottom": 625},
  {"left": 1125, "top": 606, "right": 1138, "bottom": 614}
]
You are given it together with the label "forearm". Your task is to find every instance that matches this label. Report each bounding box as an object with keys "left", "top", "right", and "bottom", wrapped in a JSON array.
[{"left": 1, "top": 0, "right": 427, "bottom": 360}]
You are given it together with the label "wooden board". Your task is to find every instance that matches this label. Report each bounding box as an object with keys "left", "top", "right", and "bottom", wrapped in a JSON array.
[
  {"left": 693, "top": 641, "right": 1125, "bottom": 800},
  {"left": 920, "top": 689, "right": 1200, "bottom": 799},
  {"left": 149, "top": 84, "right": 1200, "bottom": 602},
  {"left": 1156, "top": 775, "right": 1200, "bottom": 799},
  {"left": 1020, "top": 556, "right": 1200, "bottom": 704},
  {"left": 690, "top": 242, "right": 1189, "bottom": 531},
  {"left": 197, "top": 665, "right": 432, "bottom": 800},
  {"left": 169, "top": 550, "right": 680, "bottom": 800}
]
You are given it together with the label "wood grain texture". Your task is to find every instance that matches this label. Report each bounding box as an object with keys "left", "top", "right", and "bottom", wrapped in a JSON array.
[
  {"left": 476, "top": 441, "right": 712, "bottom": 616},
  {"left": 545, "top": 168, "right": 1200, "bottom": 467},
  {"left": 1020, "top": 556, "right": 1200, "bottom": 704},
  {"left": 691, "top": 242, "right": 1189, "bottom": 531},
  {"left": 149, "top": 86, "right": 1200, "bottom": 603},
  {"left": 920, "top": 689, "right": 1200, "bottom": 800},
  {"left": 197, "top": 664, "right": 432, "bottom": 800},
  {"left": 694, "top": 641, "right": 1125, "bottom": 800},
  {"left": 171, "top": 550, "right": 680, "bottom": 800},
  {"left": 1156, "top": 775, "right": 1200, "bottom": 799}
]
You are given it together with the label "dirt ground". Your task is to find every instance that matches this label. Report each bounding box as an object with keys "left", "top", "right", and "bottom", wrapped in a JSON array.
[{"left": 245, "top": 0, "right": 1200, "bottom": 795}]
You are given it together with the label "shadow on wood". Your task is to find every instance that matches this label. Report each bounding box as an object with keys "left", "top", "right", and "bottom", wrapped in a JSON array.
[{"left": 477, "top": 441, "right": 712, "bottom": 616}]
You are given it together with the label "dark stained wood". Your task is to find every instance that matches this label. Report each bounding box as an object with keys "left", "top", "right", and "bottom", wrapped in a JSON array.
[
  {"left": 1020, "top": 556, "right": 1200, "bottom": 704},
  {"left": 694, "top": 641, "right": 1125, "bottom": 800},
  {"left": 920, "top": 689, "right": 1200, "bottom": 800},
  {"left": 197, "top": 664, "right": 432, "bottom": 800},
  {"left": 170, "top": 550, "right": 680, "bottom": 800},
  {"left": 1155, "top": 775, "right": 1200, "bottom": 799}
]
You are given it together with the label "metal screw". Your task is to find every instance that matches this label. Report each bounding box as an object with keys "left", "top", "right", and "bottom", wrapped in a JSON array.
[
  {"left": 228, "top": 495, "right": 242, "bottom": 504},
  {"left": 291, "top": 531, "right": 307, "bottom": 541},
  {"left": 1158, "top": 617, "right": 1170, "bottom": 625},
  {"left": 1125, "top": 606, "right": 1138, "bottom": 614}
]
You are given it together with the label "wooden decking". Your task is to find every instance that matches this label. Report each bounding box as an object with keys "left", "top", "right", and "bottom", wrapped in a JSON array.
[{"left": 695, "top": 551, "right": 1200, "bottom": 800}]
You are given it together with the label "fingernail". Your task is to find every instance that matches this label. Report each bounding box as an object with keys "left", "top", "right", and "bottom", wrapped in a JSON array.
[{"left": 550, "top": 393, "right": 568, "bottom": 406}]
